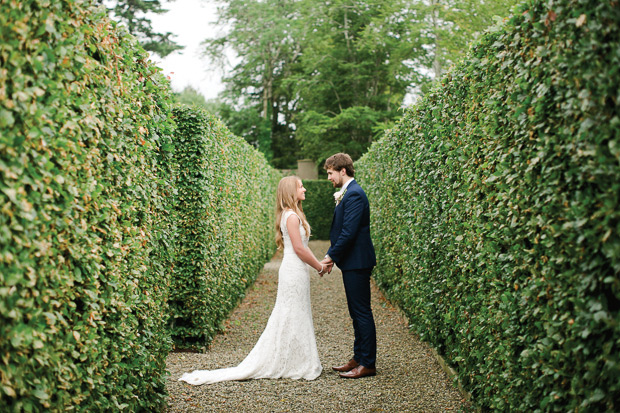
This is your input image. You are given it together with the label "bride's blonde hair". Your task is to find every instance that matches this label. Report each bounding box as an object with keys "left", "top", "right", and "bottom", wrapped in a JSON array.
[{"left": 275, "top": 176, "right": 310, "bottom": 249}]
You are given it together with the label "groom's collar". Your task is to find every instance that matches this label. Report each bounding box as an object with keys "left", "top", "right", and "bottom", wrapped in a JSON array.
[{"left": 342, "top": 178, "right": 355, "bottom": 191}]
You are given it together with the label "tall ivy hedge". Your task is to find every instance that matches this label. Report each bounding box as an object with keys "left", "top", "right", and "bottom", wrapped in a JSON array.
[
  {"left": 170, "top": 106, "right": 280, "bottom": 350},
  {"left": 0, "top": 1, "right": 175, "bottom": 411},
  {"left": 357, "top": 0, "right": 619, "bottom": 410},
  {"left": 301, "top": 179, "right": 335, "bottom": 240}
]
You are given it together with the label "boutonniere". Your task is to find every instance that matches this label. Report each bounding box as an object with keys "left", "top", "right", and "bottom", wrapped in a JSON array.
[{"left": 333, "top": 188, "right": 347, "bottom": 206}]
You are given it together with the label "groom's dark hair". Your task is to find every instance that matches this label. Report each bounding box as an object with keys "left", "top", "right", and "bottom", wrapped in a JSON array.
[{"left": 324, "top": 153, "right": 355, "bottom": 177}]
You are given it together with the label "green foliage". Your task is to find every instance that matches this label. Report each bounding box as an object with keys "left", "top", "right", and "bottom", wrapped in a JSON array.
[
  {"left": 293, "top": 0, "right": 418, "bottom": 164},
  {"left": 206, "top": 0, "right": 517, "bottom": 167},
  {"left": 215, "top": 103, "right": 273, "bottom": 163},
  {"left": 357, "top": 0, "right": 620, "bottom": 410},
  {"left": 174, "top": 86, "right": 209, "bottom": 108},
  {"left": 419, "top": 0, "right": 520, "bottom": 80},
  {"left": 96, "top": 0, "right": 183, "bottom": 58},
  {"left": 205, "top": 0, "right": 299, "bottom": 168},
  {"left": 296, "top": 107, "right": 384, "bottom": 166},
  {"left": 0, "top": 1, "right": 175, "bottom": 411},
  {"left": 170, "top": 106, "right": 280, "bottom": 350},
  {"left": 301, "top": 180, "right": 335, "bottom": 241}
]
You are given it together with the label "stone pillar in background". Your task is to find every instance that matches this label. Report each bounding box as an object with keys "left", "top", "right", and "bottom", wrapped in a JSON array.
[{"left": 297, "top": 159, "right": 318, "bottom": 180}]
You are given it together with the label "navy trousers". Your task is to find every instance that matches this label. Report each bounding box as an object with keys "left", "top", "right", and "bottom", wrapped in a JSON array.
[{"left": 342, "top": 268, "right": 376, "bottom": 368}]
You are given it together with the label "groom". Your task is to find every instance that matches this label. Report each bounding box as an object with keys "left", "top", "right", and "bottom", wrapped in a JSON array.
[{"left": 321, "top": 153, "right": 377, "bottom": 379}]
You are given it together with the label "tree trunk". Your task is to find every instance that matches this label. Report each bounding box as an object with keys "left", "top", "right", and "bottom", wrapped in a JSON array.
[
  {"left": 262, "top": 62, "right": 272, "bottom": 119},
  {"left": 431, "top": 0, "right": 442, "bottom": 79}
]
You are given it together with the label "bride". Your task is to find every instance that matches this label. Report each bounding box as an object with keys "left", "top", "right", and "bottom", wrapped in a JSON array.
[{"left": 179, "top": 176, "right": 326, "bottom": 385}]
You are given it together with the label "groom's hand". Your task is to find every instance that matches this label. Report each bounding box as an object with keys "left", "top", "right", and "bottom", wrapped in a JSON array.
[{"left": 320, "top": 258, "right": 334, "bottom": 274}]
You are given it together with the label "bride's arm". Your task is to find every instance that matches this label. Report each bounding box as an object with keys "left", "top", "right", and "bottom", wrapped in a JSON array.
[{"left": 286, "top": 214, "right": 325, "bottom": 274}]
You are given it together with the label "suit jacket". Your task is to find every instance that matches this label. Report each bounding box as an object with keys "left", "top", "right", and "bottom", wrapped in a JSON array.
[{"left": 327, "top": 180, "right": 376, "bottom": 271}]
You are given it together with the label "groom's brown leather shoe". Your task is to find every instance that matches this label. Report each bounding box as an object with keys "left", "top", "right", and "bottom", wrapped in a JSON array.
[
  {"left": 339, "top": 365, "right": 376, "bottom": 379},
  {"left": 331, "top": 358, "right": 359, "bottom": 372}
]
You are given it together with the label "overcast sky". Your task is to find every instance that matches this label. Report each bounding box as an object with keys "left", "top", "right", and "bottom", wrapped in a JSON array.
[{"left": 149, "top": 0, "right": 228, "bottom": 100}]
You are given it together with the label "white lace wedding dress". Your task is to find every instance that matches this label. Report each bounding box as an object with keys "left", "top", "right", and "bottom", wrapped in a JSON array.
[{"left": 179, "top": 210, "right": 323, "bottom": 385}]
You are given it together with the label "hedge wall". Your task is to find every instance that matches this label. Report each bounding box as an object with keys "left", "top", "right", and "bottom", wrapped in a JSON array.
[
  {"left": 357, "top": 0, "right": 619, "bottom": 410},
  {"left": 0, "top": 1, "right": 175, "bottom": 411},
  {"left": 301, "top": 179, "right": 335, "bottom": 240},
  {"left": 169, "top": 106, "right": 280, "bottom": 350}
]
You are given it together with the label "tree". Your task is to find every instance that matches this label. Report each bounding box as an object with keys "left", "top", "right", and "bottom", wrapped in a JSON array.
[
  {"left": 205, "top": 0, "right": 301, "bottom": 168},
  {"left": 96, "top": 0, "right": 183, "bottom": 58},
  {"left": 206, "top": 0, "right": 420, "bottom": 166},
  {"left": 204, "top": 0, "right": 518, "bottom": 167},
  {"left": 421, "top": 0, "right": 520, "bottom": 79},
  {"left": 293, "top": 0, "right": 422, "bottom": 163},
  {"left": 175, "top": 86, "right": 208, "bottom": 108}
]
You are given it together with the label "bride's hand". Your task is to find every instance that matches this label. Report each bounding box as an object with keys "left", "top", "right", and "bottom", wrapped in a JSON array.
[{"left": 320, "top": 258, "right": 333, "bottom": 275}]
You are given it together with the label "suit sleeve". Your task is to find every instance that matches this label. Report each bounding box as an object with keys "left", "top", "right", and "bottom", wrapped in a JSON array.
[{"left": 327, "top": 190, "right": 364, "bottom": 263}]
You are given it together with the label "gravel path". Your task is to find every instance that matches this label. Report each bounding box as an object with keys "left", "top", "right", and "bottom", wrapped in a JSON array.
[{"left": 165, "top": 240, "right": 469, "bottom": 412}]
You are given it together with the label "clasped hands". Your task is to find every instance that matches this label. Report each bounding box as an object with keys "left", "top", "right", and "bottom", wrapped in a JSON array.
[{"left": 318, "top": 257, "right": 334, "bottom": 277}]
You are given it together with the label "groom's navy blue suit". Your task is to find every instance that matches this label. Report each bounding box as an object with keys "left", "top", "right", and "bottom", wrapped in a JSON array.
[{"left": 327, "top": 179, "right": 377, "bottom": 369}]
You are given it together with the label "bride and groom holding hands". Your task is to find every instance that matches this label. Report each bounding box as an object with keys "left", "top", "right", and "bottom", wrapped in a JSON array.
[{"left": 179, "top": 152, "right": 377, "bottom": 385}]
